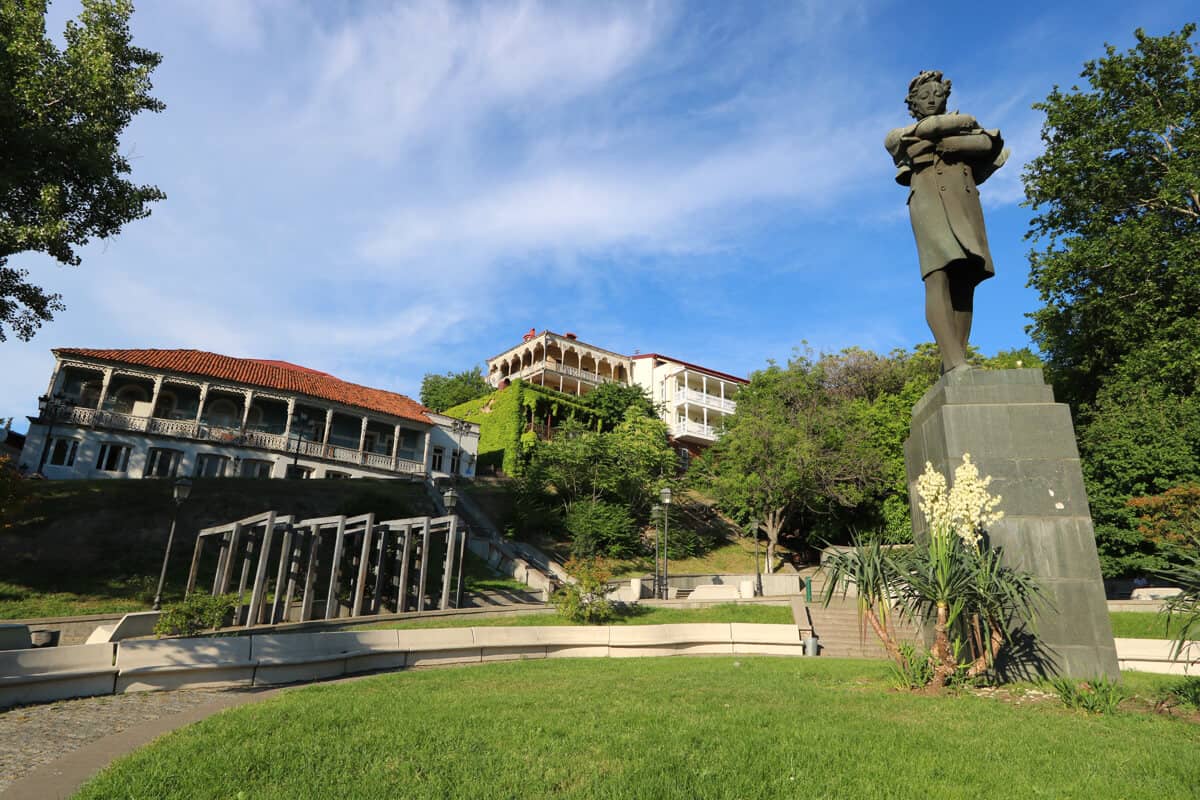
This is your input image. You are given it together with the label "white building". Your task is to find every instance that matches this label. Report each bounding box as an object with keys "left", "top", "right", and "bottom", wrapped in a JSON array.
[
  {"left": 19, "top": 348, "right": 479, "bottom": 482},
  {"left": 485, "top": 329, "right": 633, "bottom": 396},
  {"left": 485, "top": 330, "right": 746, "bottom": 453},
  {"left": 631, "top": 353, "right": 746, "bottom": 450}
]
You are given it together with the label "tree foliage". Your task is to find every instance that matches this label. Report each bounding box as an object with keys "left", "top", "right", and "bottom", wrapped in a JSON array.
[
  {"left": 420, "top": 366, "right": 491, "bottom": 411},
  {"left": 1, "top": 0, "right": 165, "bottom": 341},
  {"left": 1023, "top": 27, "right": 1200, "bottom": 576},
  {"left": 698, "top": 349, "right": 888, "bottom": 571},
  {"left": 579, "top": 381, "right": 656, "bottom": 432},
  {"left": 1023, "top": 25, "right": 1200, "bottom": 409},
  {"left": 523, "top": 409, "right": 676, "bottom": 556}
]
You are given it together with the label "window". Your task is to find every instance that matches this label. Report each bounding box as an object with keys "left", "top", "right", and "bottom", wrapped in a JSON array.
[
  {"left": 677, "top": 447, "right": 691, "bottom": 471},
  {"left": 450, "top": 448, "right": 462, "bottom": 475},
  {"left": 324, "top": 470, "right": 351, "bottom": 479},
  {"left": 145, "top": 448, "right": 183, "bottom": 478},
  {"left": 47, "top": 438, "right": 79, "bottom": 467},
  {"left": 241, "top": 459, "right": 273, "bottom": 478},
  {"left": 195, "top": 453, "right": 230, "bottom": 478},
  {"left": 96, "top": 443, "right": 131, "bottom": 472},
  {"left": 431, "top": 446, "right": 444, "bottom": 472},
  {"left": 285, "top": 464, "right": 313, "bottom": 479}
]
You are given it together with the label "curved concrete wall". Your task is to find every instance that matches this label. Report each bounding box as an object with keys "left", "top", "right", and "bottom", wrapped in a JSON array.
[{"left": 1, "top": 627, "right": 1191, "bottom": 709}]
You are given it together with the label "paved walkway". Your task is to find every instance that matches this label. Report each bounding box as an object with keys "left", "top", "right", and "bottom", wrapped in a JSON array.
[{"left": 0, "top": 687, "right": 280, "bottom": 799}]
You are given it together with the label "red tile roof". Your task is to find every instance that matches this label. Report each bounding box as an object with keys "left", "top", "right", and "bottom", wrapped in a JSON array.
[
  {"left": 631, "top": 353, "right": 748, "bottom": 384},
  {"left": 54, "top": 348, "right": 433, "bottom": 425}
]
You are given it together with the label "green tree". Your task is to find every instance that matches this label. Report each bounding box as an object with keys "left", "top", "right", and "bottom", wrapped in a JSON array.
[
  {"left": 580, "top": 381, "right": 655, "bottom": 432},
  {"left": 1023, "top": 26, "right": 1200, "bottom": 577},
  {"left": 701, "top": 351, "right": 886, "bottom": 572},
  {"left": 420, "top": 366, "right": 491, "bottom": 411},
  {"left": 1, "top": 0, "right": 165, "bottom": 341},
  {"left": 1023, "top": 25, "right": 1200, "bottom": 409}
]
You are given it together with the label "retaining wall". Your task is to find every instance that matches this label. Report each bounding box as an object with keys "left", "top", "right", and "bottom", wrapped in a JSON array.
[{"left": 0, "top": 627, "right": 1192, "bottom": 710}]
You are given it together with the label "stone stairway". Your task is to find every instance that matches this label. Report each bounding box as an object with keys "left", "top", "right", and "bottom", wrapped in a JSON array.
[{"left": 791, "top": 597, "right": 924, "bottom": 659}]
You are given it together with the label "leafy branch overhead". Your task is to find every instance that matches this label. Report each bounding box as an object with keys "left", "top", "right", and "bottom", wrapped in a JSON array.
[{"left": 0, "top": 0, "right": 165, "bottom": 341}]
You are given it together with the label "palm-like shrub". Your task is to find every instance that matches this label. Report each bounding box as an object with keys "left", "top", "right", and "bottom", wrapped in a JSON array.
[{"left": 822, "top": 455, "right": 1044, "bottom": 688}]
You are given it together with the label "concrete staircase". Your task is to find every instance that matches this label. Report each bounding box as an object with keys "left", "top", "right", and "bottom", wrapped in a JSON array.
[
  {"left": 423, "top": 480, "right": 567, "bottom": 599},
  {"left": 791, "top": 597, "right": 923, "bottom": 659}
]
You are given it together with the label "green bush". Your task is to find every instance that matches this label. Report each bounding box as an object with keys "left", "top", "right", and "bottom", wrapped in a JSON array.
[
  {"left": 1155, "top": 676, "right": 1200, "bottom": 712},
  {"left": 552, "top": 558, "right": 615, "bottom": 624},
  {"left": 888, "top": 642, "right": 934, "bottom": 689},
  {"left": 155, "top": 594, "right": 237, "bottom": 637},
  {"left": 1052, "top": 675, "right": 1126, "bottom": 714},
  {"left": 566, "top": 500, "right": 640, "bottom": 558},
  {"left": 663, "top": 526, "right": 707, "bottom": 560}
]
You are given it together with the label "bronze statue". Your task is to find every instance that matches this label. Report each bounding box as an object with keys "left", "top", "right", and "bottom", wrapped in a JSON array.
[{"left": 885, "top": 71, "right": 1009, "bottom": 374}]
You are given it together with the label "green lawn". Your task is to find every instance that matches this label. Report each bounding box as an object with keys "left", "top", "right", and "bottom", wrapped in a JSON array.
[
  {"left": 1109, "top": 611, "right": 1181, "bottom": 639},
  {"left": 350, "top": 602, "right": 794, "bottom": 630},
  {"left": 74, "top": 657, "right": 1200, "bottom": 800}
]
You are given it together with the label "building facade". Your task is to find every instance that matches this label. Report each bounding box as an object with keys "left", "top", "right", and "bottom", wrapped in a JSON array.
[
  {"left": 631, "top": 353, "right": 746, "bottom": 451},
  {"left": 485, "top": 330, "right": 634, "bottom": 396},
  {"left": 485, "top": 330, "right": 746, "bottom": 452},
  {"left": 19, "top": 349, "right": 479, "bottom": 482}
]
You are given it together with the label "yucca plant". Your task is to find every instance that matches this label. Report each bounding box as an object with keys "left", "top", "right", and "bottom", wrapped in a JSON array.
[
  {"left": 821, "top": 455, "right": 1044, "bottom": 688},
  {"left": 821, "top": 534, "right": 908, "bottom": 670}
]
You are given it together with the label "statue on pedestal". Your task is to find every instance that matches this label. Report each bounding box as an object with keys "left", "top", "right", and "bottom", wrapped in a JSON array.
[{"left": 885, "top": 71, "right": 1010, "bottom": 374}]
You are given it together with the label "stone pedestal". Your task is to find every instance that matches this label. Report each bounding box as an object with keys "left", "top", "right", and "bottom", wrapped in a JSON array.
[{"left": 904, "top": 368, "right": 1119, "bottom": 680}]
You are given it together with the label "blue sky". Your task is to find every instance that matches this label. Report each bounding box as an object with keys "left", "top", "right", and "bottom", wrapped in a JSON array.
[{"left": 4, "top": 1, "right": 1197, "bottom": 430}]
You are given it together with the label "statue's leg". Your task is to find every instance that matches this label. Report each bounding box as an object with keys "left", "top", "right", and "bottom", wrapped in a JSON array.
[
  {"left": 948, "top": 270, "right": 975, "bottom": 354},
  {"left": 924, "top": 270, "right": 968, "bottom": 373}
]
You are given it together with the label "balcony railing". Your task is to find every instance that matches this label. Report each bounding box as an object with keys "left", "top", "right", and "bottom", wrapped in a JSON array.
[
  {"left": 675, "top": 388, "right": 736, "bottom": 413},
  {"left": 504, "top": 360, "right": 618, "bottom": 386},
  {"left": 672, "top": 420, "right": 720, "bottom": 441},
  {"left": 50, "top": 406, "right": 426, "bottom": 476}
]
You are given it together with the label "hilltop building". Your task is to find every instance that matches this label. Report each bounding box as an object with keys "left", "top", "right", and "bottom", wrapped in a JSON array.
[
  {"left": 19, "top": 348, "right": 478, "bottom": 482},
  {"left": 485, "top": 329, "right": 747, "bottom": 455}
]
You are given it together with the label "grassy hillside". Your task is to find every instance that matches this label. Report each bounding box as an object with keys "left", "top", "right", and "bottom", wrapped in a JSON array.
[{"left": 0, "top": 478, "right": 437, "bottom": 619}]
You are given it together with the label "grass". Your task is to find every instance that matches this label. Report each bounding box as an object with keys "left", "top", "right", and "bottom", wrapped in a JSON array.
[
  {"left": 350, "top": 602, "right": 795, "bottom": 630},
  {"left": 75, "top": 657, "right": 1200, "bottom": 800},
  {"left": 607, "top": 536, "right": 772, "bottom": 578},
  {"left": 1109, "top": 610, "right": 1183, "bottom": 639}
]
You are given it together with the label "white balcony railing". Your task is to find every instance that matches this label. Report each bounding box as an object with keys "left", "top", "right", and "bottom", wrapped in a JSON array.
[
  {"left": 672, "top": 421, "right": 719, "bottom": 440},
  {"left": 676, "top": 388, "right": 736, "bottom": 413},
  {"left": 510, "top": 360, "right": 617, "bottom": 385},
  {"left": 50, "top": 406, "right": 425, "bottom": 476}
]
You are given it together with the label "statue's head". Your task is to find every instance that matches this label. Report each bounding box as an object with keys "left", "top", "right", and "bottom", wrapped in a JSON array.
[{"left": 906, "top": 70, "right": 951, "bottom": 119}]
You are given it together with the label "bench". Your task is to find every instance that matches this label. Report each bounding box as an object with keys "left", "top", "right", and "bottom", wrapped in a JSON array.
[
  {"left": 0, "top": 643, "right": 117, "bottom": 708},
  {"left": 116, "top": 637, "right": 255, "bottom": 692}
]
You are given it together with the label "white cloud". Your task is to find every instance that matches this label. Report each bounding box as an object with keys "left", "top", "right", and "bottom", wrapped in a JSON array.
[{"left": 288, "top": 1, "right": 667, "bottom": 162}]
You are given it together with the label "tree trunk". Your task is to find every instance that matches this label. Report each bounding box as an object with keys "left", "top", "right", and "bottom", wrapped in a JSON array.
[
  {"left": 966, "top": 624, "right": 1006, "bottom": 679},
  {"left": 863, "top": 604, "right": 907, "bottom": 670},
  {"left": 929, "top": 601, "right": 956, "bottom": 688},
  {"left": 764, "top": 509, "right": 783, "bottom": 575}
]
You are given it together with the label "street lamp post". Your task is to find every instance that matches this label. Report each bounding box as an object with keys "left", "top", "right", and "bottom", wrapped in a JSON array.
[
  {"left": 290, "top": 411, "right": 311, "bottom": 474},
  {"left": 34, "top": 392, "right": 70, "bottom": 476},
  {"left": 449, "top": 419, "right": 471, "bottom": 482},
  {"left": 659, "top": 487, "right": 672, "bottom": 599},
  {"left": 651, "top": 503, "right": 662, "bottom": 600},
  {"left": 753, "top": 519, "right": 763, "bottom": 597},
  {"left": 443, "top": 487, "right": 468, "bottom": 608},
  {"left": 152, "top": 478, "right": 193, "bottom": 611}
]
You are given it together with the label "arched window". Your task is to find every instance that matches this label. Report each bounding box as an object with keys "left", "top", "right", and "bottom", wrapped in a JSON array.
[
  {"left": 112, "top": 384, "right": 149, "bottom": 414},
  {"left": 205, "top": 398, "right": 240, "bottom": 429}
]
